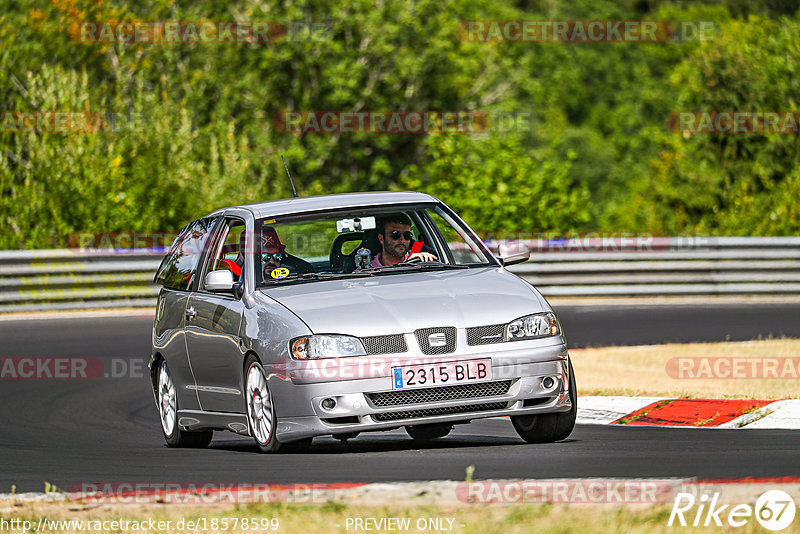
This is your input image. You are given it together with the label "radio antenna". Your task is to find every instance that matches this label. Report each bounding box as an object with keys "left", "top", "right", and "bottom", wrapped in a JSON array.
[{"left": 281, "top": 155, "right": 299, "bottom": 198}]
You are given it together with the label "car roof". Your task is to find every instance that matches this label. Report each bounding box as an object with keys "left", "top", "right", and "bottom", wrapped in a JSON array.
[{"left": 215, "top": 191, "right": 441, "bottom": 219}]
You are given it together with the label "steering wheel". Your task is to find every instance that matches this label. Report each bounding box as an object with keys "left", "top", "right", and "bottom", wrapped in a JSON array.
[{"left": 401, "top": 254, "right": 442, "bottom": 265}]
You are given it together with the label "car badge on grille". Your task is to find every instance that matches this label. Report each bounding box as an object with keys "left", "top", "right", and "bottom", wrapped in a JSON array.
[{"left": 428, "top": 332, "right": 447, "bottom": 347}]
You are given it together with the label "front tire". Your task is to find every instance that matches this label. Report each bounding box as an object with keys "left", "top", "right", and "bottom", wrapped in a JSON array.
[
  {"left": 244, "top": 356, "right": 284, "bottom": 453},
  {"left": 157, "top": 360, "right": 212, "bottom": 448},
  {"left": 511, "top": 358, "right": 577, "bottom": 444},
  {"left": 243, "top": 356, "right": 313, "bottom": 453}
]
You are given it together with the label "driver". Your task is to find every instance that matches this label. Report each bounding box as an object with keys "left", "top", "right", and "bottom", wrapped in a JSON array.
[{"left": 371, "top": 214, "right": 437, "bottom": 267}]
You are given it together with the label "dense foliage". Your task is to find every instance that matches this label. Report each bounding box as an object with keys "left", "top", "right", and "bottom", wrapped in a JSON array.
[{"left": 1, "top": 0, "right": 798, "bottom": 249}]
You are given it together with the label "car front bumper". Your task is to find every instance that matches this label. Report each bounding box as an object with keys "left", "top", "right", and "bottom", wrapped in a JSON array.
[{"left": 269, "top": 342, "right": 573, "bottom": 442}]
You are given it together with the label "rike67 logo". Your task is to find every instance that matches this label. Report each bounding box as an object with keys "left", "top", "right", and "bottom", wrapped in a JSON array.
[{"left": 669, "top": 490, "right": 796, "bottom": 531}]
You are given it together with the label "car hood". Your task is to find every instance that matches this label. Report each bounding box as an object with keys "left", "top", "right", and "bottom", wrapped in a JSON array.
[{"left": 259, "top": 267, "right": 550, "bottom": 336}]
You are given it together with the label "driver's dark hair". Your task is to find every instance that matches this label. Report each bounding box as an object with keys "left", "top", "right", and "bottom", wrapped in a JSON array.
[{"left": 377, "top": 213, "right": 412, "bottom": 235}]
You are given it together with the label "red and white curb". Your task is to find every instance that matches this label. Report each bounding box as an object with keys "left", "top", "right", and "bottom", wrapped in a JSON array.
[{"left": 578, "top": 396, "right": 800, "bottom": 429}]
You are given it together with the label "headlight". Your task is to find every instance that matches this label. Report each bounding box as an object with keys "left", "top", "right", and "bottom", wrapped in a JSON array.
[
  {"left": 290, "top": 335, "right": 367, "bottom": 360},
  {"left": 506, "top": 312, "right": 560, "bottom": 340}
]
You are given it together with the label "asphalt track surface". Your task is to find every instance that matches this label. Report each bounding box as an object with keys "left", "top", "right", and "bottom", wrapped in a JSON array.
[{"left": 1, "top": 303, "right": 799, "bottom": 492}]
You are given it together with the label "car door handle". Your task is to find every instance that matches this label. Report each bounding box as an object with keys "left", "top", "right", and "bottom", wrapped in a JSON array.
[{"left": 185, "top": 307, "right": 197, "bottom": 321}]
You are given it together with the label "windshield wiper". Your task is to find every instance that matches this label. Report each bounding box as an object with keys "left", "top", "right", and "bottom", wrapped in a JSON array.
[
  {"left": 269, "top": 271, "right": 373, "bottom": 284},
  {"left": 363, "top": 262, "right": 470, "bottom": 273}
]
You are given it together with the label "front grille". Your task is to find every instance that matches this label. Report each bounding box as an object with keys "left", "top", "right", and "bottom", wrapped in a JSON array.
[
  {"left": 361, "top": 334, "right": 408, "bottom": 355},
  {"left": 372, "top": 402, "right": 508, "bottom": 422},
  {"left": 466, "top": 324, "right": 505, "bottom": 345},
  {"left": 367, "top": 380, "right": 513, "bottom": 407},
  {"left": 415, "top": 327, "right": 456, "bottom": 355}
]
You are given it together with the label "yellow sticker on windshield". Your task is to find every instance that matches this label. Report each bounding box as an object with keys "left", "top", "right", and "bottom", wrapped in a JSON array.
[{"left": 270, "top": 267, "right": 290, "bottom": 279}]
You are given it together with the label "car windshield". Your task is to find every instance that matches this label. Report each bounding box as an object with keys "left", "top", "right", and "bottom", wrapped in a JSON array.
[{"left": 255, "top": 204, "right": 496, "bottom": 286}]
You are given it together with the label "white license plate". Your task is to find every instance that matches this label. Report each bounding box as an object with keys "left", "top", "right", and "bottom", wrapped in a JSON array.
[{"left": 391, "top": 359, "right": 492, "bottom": 390}]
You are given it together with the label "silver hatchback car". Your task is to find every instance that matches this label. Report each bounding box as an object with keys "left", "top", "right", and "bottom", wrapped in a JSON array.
[{"left": 149, "top": 191, "right": 576, "bottom": 452}]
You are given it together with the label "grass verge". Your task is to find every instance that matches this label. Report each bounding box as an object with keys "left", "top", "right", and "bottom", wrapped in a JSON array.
[{"left": 570, "top": 338, "right": 800, "bottom": 399}]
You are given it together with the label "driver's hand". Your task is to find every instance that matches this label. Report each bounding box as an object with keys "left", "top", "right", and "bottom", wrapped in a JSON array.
[{"left": 408, "top": 252, "right": 438, "bottom": 263}]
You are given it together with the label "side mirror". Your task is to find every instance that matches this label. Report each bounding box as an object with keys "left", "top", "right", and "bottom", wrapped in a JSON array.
[
  {"left": 205, "top": 269, "right": 235, "bottom": 292},
  {"left": 498, "top": 251, "right": 530, "bottom": 267}
]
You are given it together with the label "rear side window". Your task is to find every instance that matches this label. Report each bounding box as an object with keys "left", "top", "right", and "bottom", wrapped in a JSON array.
[{"left": 154, "top": 217, "right": 218, "bottom": 291}]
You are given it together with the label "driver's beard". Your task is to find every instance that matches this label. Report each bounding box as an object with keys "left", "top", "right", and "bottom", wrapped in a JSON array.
[{"left": 388, "top": 242, "right": 407, "bottom": 259}]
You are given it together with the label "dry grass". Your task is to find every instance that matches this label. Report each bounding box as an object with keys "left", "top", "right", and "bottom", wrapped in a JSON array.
[{"left": 570, "top": 339, "right": 800, "bottom": 399}]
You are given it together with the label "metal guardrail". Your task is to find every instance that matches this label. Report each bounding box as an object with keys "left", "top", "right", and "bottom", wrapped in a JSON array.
[
  {"left": 0, "top": 237, "right": 798, "bottom": 312},
  {"left": 500, "top": 236, "right": 800, "bottom": 297},
  {"left": 0, "top": 249, "right": 161, "bottom": 312}
]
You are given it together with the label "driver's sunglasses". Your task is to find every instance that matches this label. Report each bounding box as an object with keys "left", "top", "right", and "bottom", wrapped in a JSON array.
[
  {"left": 262, "top": 252, "right": 285, "bottom": 262},
  {"left": 388, "top": 230, "right": 414, "bottom": 241}
]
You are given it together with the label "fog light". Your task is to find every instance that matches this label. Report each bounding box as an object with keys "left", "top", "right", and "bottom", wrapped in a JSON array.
[
  {"left": 542, "top": 376, "right": 556, "bottom": 389},
  {"left": 321, "top": 398, "right": 337, "bottom": 411}
]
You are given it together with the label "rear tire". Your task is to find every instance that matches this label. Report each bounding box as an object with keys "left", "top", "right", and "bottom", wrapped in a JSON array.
[
  {"left": 157, "top": 360, "right": 212, "bottom": 448},
  {"left": 511, "top": 358, "right": 577, "bottom": 444},
  {"left": 405, "top": 422, "right": 453, "bottom": 441}
]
